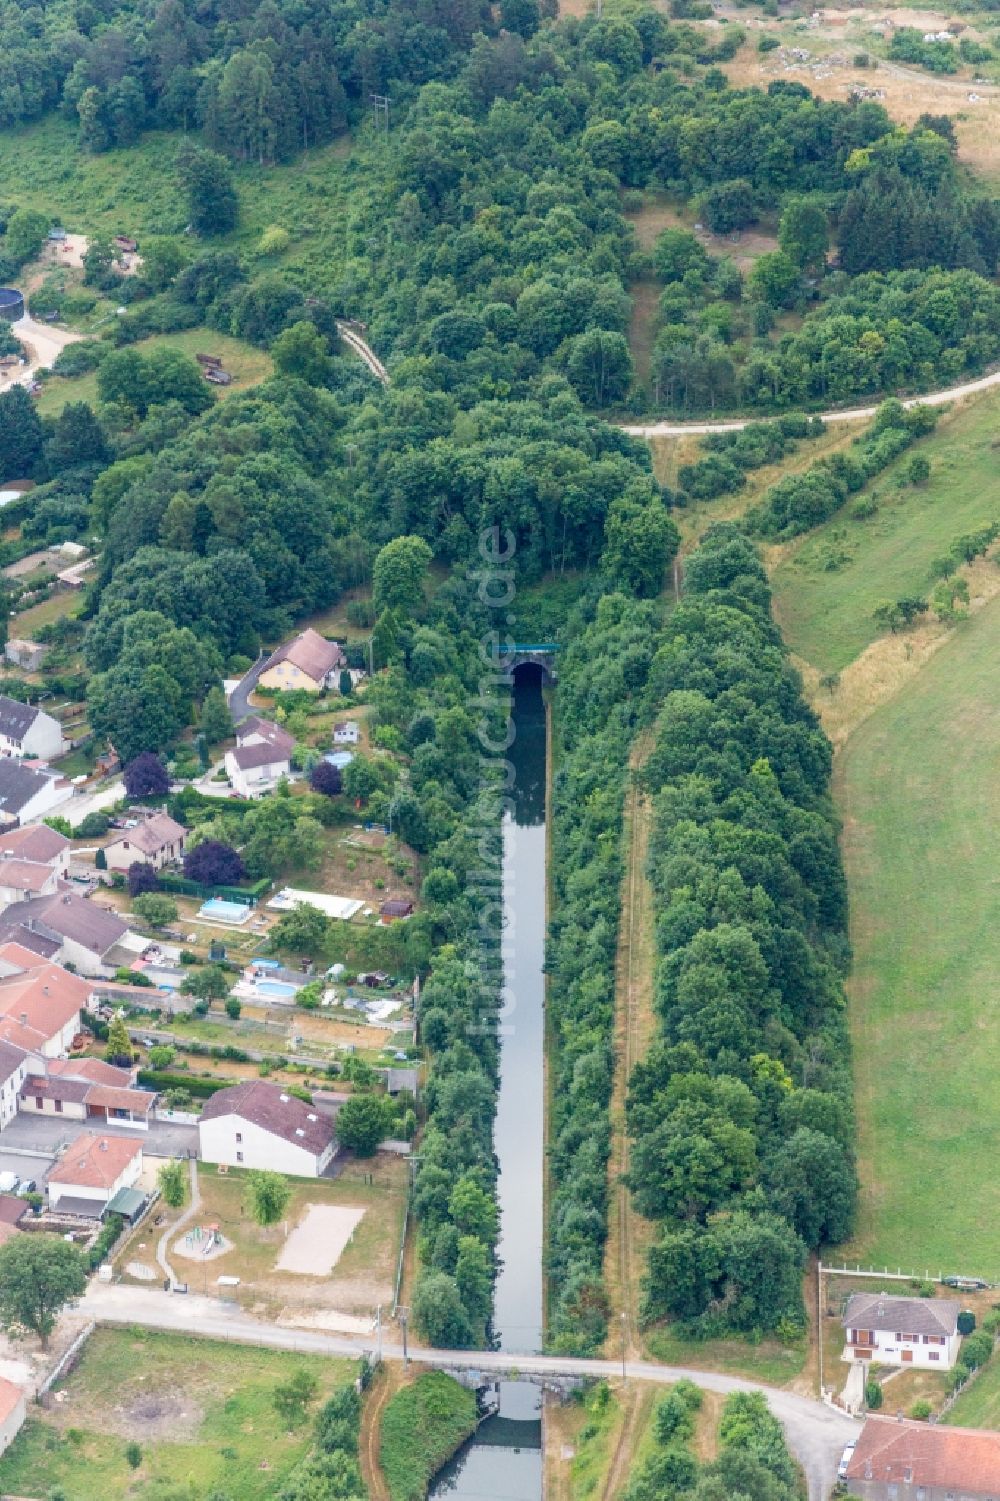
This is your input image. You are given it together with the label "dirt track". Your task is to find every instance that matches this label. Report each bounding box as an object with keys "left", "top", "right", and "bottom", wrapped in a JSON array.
[{"left": 621, "top": 365, "right": 1000, "bottom": 437}]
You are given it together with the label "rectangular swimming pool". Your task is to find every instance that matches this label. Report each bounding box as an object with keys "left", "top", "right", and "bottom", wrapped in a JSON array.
[{"left": 198, "top": 897, "right": 253, "bottom": 925}]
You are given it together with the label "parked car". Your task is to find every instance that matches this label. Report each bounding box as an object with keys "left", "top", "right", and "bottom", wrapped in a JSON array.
[
  {"left": 943, "top": 1275, "right": 990, "bottom": 1290},
  {"left": 838, "top": 1441, "right": 857, "bottom": 1480}
]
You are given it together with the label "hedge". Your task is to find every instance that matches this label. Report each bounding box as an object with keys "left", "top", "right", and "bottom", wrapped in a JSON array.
[
  {"left": 156, "top": 873, "right": 271, "bottom": 903},
  {"left": 137, "top": 1069, "right": 232, "bottom": 1098}
]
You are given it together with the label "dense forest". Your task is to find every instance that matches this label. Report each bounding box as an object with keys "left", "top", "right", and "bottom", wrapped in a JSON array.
[{"left": 631, "top": 527, "right": 854, "bottom": 1337}]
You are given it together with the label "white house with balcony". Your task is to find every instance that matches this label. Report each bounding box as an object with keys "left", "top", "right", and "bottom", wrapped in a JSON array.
[{"left": 842, "top": 1293, "right": 962, "bottom": 1370}]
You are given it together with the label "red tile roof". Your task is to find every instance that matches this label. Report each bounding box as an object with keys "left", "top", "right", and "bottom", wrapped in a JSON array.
[
  {"left": 0, "top": 1376, "right": 24, "bottom": 1425},
  {"left": 49, "top": 1132, "right": 142, "bottom": 1189},
  {"left": 847, "top": 1417, "right": 1000, "bottom": 1491}
]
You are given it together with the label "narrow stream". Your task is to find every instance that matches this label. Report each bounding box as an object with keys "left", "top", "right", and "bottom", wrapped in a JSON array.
[{"left": 429, "top": 665, "right": 547, "bottom": 1501}]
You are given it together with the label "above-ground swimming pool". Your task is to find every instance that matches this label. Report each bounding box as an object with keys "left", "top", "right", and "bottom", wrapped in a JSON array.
[
  {"left": 198, "top": 897, "right": 253, "bottom": 925},
  {"left": 254, "top": 980, "right": 297, "bottom": 998}
]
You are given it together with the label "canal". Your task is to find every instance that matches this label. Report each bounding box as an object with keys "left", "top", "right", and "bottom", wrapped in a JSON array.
[{"left": 429, "top": 664, "right": 547, "bottom": 1501}]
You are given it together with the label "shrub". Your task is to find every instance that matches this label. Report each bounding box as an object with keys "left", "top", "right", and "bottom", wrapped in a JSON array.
[
  {"left": 958, "top": 1309, "right": 977, "bottom": 1335},
  {"left": 224, "top": 996, "right": 241, "bottom": 1020},
  {"left": 959, "top": 1330, "right": 993, "bottom": 1371},
  {"left": 184, "top": 839, "right": 244, "bottom": 885},
  {"left": 124, "top": 752, "right": 170, "bottom": 798},
  {"left": 127, "top": 862, "right": 158, "bottom": 898},
  {"left": 909, "top": 1400, "right": 932, "bottom": 1421},
  {"left": 125, "top": 1443, "right": 142, "bottom": 1469},
  {"left": 77, "top": 811, "right": 110, "bottom": 838},
  {"left": 865, "top": 1379, "right": 883, "bottom": 1410}
]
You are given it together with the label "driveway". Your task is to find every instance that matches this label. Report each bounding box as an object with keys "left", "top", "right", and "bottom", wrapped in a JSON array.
[
  {"left": 0, "top": 1115, "right": 198, "bottom": 1159},
  {"left": 2, "top": 316, "right": 83, "bottom": 391},
  {"left": 63, "top": 779, "right": 125, "bottom": 829},
  {"left": 227, "top": 652, "right": 268, "bottom": 724},
  {"left": 0, "top": 1148, "right": 53, "bottom": 1185}
]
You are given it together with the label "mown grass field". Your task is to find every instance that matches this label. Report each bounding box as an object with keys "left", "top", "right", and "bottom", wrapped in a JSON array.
[
  {"left": 836, "top": 586, "right": 1000, "bottom": 1278},
  {"left": 36, "top": 329, "right": 273, "bottom": 417},
  {"left": 771, "top": 392, "right": 1000, "bottom": 674},
  {"left": 0, "top": 1328, "right": 354, "bottom": 1500}
]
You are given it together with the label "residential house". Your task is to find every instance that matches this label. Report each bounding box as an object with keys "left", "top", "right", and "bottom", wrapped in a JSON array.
[
  {"left": 0, "top": 956, "right": 89, "bottom": 1058},
  {"left": 0, "top": 1040, "right": 28, "bottom": 1128},
  {"left": 0, "top": 1377, "right": 26, "bottom": 1456},
  {"left": 225, "top": 741, "right": 292, "bottom": 800},
  {"left": 199, "top": 1079, "right": 337, "bottom": 1176},
  {"left": 0, "top": 1194, "right": 27, "bottom": 1247},
  {"left": 332, "top": 721, "right": 360, "bottom": 745},
  {"left": 46, "top": 1130, "right": 143, "bottom": 1216},
  {"left": 4, "top": 640, "right": 49, "bottom": 672},
  {"left": 0, "top": 761, "right": 70, "bottom": 828},
  {"left": 20, "top": 1061, "right": 154, "bottom": 1130},
  {"left": 842, "top": 1293, "right": 962, "bottom": 1370},
  {"left": 380, "top": 899, "right": 414, "bottom": 921},
  {"left": 237, "top": 717, "right": 296, "bottom": 755},
  {"left": 258, "top": 629, "right": 345, "bottom": 694},
  {"left": 0, "top": 892, "right": 134, "bottom": 976},
  {"left": 0, "top": 823, "right": 70, "bottom": 875},
  {"left": 0, "top": 696, "right": 64, "bottom": 761},
  {"left": 104, "top": 811, "right": 186, "bottom": 873},
  {"left": 845, "top": 1415, "right": 1000, "bottom": 1499},
  {"left": 0, "top": 857, "right": 61, "bottom": 905}
]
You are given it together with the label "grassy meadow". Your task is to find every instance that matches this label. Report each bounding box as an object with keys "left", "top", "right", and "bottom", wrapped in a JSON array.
[
  {"left": 0, "top": 1328, "right": 355, "bottom": 1500},
  {"left": 836, "top": 586, "right": 1000, "bottom": 1277},
  {"left": 771, "top": 392, "right": 1000, "bottom": 674},
  {"left": 36, "top": 329, "right": 273, "bottom": 417},
  {"left": 0, "top": 115, "right": 359, "bottom": 281}
]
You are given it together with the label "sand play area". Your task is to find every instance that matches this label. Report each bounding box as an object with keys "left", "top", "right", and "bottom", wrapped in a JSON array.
[{"left": 276, "top": 1204, "right": 365, "bottom": 1276}]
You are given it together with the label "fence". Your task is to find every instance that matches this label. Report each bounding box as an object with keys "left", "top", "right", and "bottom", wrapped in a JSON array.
[
  {"left": 822, "top": 1262, "right": 996, "bottom": 1288},
  {"left": 37, "top": 1322, "right": 94, "bottom": 1401}
]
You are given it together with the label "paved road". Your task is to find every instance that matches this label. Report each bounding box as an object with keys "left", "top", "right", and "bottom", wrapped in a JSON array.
[
  {"left": 81, "top": 1284, "right": 858, "bottom": 1499},
  {"left": 621, "top": 366, "right": 1000, "bottom": 438},
  {"left": 62, "top": 779, "right": 125, "bottom": 829},
  {"left": 227, "top": 652, "right": 267, "bottom": 723}
]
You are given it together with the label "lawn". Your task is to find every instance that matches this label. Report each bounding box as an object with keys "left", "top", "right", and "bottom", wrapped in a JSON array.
[
  {"left": 11, "top": 590, "right": 84, "bottom": 635},
  {"left": 36, "top": 329, "right": 273, "bottom": 417},
  {"left": 0, "top": 1327, "right": 355, "bottom": 1501},
  {"left": 643, "top": 1328, "right": 806, "bottom": 1387},
  {"left": 771, "top": 390, "right": 1000, "bottom": 675},
  {"left": 164, "top": 1159, "right": 407, "bottom": 1318},
  {"left": 836, "top": 586, "right": 1000, "bottom": 1279},
  {"left": 379, "top": 1372, "right": 477, "bottom": 1501},
  {"left": 944, "top": 1356, "right": 1000, "bottom": 1429}
]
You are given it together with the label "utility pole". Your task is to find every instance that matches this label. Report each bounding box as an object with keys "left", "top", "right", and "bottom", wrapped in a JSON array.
[
  {"left": 370, "top": 94, "right": 390, "bottom": 139},
  {"left": 817, "top": 1260, "right": 824, "bottom": 1398}
]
